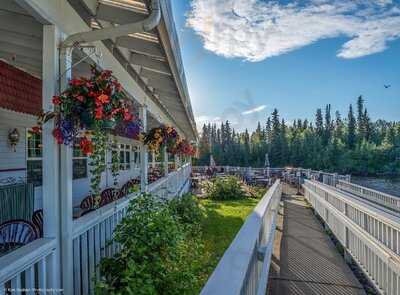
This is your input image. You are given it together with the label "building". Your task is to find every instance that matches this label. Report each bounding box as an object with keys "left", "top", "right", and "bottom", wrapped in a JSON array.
[{"left": 0, "top": 1, "right": 196, "bottom": 294}]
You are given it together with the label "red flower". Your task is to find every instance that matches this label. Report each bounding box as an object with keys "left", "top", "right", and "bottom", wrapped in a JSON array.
[
  {"left": 97, "top": 94, "right": 110, "bottom": 104},
  {"left": 69, "top": 79, "right": 84, "bottom": 86},
  {"left": 123, "top": 109, "right": 133, "bottom": 121},
  {"left": 52, "top": 128, "right": 64, "bottom": 144},
  {"left": 52, "top": 96, "right": 62, "bottom": 105},
  {"left": 79, "top": 137, "right": 93, "bottom": 156},
  {"left": 88, "top": 91, "right": 97, "bottom": 98},
  {"left": 95, "top": 107, "right": 103, "bottom": 119},
  {"left": 32, "top": 126, "right": 42, "bottom": 134}
]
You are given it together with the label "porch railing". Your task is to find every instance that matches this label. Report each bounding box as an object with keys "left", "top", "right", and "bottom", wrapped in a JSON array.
[
  {"left": 303, "top": 180, "right": 400, "bottom": 295},
  {"left": 200, "top": 180, "right": 282, "bottom": 295},
  {"left": 337, "top": 180, "right": 400, "bottom": 213},
  {"left": 72, "top": 162, "right": 192, "bottom": 294},
  {"left": 0, "top": 238, "right": 57, "bottom": 295}
]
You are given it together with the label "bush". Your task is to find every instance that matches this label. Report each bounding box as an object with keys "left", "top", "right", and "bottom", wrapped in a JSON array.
[
  {"left": 168, "top": 193, "right": 203, "bottom": 233},
  {"left": 205, "top": 176, "right": 247, "bottom": 200},
  {"left": 96, "top": 193, "right": 204, "bottom": 295}
]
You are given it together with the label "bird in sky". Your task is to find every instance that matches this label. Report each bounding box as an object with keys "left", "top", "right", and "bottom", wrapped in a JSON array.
[{"left": 384, "top": 84, "right": 391, "bottom": 88}]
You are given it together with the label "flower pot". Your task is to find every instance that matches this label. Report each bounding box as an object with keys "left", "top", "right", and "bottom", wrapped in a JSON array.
[{"left": 102, "top": 120, "right": 116, "bottom": 130}]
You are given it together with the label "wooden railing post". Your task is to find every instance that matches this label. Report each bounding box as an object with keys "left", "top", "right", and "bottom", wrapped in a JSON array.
[
  {"left": 139, "top": 105, "right": 148, "bottom": 193},
  {"left": 59, "top": 42, "right": 74, "bottom": 295},
  {"left": 42, "top": 25, "right": 61, "bottom": 290}
]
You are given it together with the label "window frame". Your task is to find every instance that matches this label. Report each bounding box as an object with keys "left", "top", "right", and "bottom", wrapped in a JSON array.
[{"left": 26, "top": 129, "right": 43, "bottom": 186}]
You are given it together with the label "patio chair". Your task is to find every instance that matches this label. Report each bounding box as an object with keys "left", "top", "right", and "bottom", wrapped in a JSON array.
[
  {"left": 32, "top": 209, "right": 43, "bottom": 238},
  {"left": 0, "top": 220, "right": 37, "bottom": 255},
  {"left": 99, "top": 188, "right": 116, "bottom": 207}
]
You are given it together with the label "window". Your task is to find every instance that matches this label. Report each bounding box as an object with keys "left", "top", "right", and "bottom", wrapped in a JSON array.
[
  {"left": 27, "top": 130, "right": 42, "bottom": 186},
  {"left": 119, "top": 144, "right": 131, "bottom": 170},
  {"left": 73, "top": 139, "right": 88, "bottom": 179},
  {"left": 132, "top": 146, "right": 140, "bottom": 167},
  {"left": 112, "top": 143, "right": 131, "bottom": 171}
]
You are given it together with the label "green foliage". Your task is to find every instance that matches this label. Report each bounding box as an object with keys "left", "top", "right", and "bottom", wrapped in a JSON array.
[
  {"left": 205, "top": 176, "right": 247, "bottom": 200},
  {"left": 195, "top": 96, "right": 400, "bottom": 176},
  {"left": 96, "top": 193, "right": 204, "bottom": 295}
]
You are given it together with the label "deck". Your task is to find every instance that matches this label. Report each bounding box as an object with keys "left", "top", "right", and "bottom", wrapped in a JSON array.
[{"left": 268, "top": 185, "right": 365, "bottom": 295}]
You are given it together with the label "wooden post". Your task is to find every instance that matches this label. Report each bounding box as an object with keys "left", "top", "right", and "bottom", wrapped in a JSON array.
[
  {"left": 59, "top": 44, "right": 74, "bottom": 295},
  {"left": 163, "top": 146, "right": 168, "bottom": 177},
  {"left": 41, "top": 25, "right": 61, "bottom": 290},
  {"left": 140, "top": 105, "right": 148, "bottom": 192}
]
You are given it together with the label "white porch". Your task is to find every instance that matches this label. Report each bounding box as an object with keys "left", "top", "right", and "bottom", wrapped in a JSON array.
[{"left": 0, "top": 0, "right": 196, "bottom": 294}]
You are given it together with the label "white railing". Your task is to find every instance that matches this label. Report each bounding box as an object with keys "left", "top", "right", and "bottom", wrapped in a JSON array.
[
  {"left": 337, "top": 180, "right": 400, "bottom": 213},
  {"left": 303, "top": 180, "right": 400, "bottom": 295},
  {"left": 71, "top": 163, "right": 192, "bottom": 294},
  {"left": 0, "top": 238, "right": 57, "bottom": 295},
  {"left": 201, "top": 180, "right": 282, "bottom": 295}
]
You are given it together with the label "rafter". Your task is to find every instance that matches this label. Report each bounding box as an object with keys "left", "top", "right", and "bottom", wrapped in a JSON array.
[{"left": 130, "top": 52, "right": 170, "bottom": 75}]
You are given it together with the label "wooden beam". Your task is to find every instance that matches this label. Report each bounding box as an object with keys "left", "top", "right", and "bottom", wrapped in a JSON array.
[
  {"left": 130, "top": 52, "right": 170, "bottom": 75},
  {"left": 96, "top": 3, "right": 147, "bottom": 24},
  {"left": 116, "top": 36, "right": 163, "bottom": 58},
  {"left": 153, "top": 88, "right": 179, "bottom": 98},
  {"left": 141, "top": 68, "right": 176, "bottom": 89}
]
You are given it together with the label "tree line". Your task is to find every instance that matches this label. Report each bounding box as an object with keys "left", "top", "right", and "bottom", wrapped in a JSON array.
[{"left": 195, "top": 96, "right": 400, "bottom": 176}]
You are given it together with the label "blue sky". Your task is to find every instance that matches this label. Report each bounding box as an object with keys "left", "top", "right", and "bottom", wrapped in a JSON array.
[{"left": 171, "top": 0, "right": 400, "bottom": 131}]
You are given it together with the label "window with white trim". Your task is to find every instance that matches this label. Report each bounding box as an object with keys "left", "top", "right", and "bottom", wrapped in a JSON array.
[
  {"left": 73, "top": 138, "right": 88, "bottom": 179},
  {"left": 111, "top": 143, "right": 131, "bottom": 171},
  {"left": 26, "top": 130, "right": 42, "bottom": 186}
]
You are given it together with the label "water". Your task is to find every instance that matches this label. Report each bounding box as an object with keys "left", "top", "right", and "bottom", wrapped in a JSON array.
[{"left": 352, "top": 176, "right": 400, "bottom": 197}]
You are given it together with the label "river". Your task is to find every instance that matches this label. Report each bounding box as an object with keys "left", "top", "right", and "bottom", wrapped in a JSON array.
[{"left": 352, "top": 176, "right": 400, "bottom": 197}]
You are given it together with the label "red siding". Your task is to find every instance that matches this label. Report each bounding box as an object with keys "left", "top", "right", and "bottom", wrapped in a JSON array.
[{"left": 0, "top": 60, "right": 41, "bottom": 115}]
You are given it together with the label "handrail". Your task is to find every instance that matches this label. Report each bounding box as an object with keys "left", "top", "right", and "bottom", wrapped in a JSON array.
[
  {"left": 303, "top": 180, "right": 400, "bottom": 294},
  {"left": 337, "top": 180, "right": 400, "bottom": 212},
  {"left": 0, "top": 238, "right": 56, "bottom": 284},
  {"left": 201, "top": 180, "right": 282, "bottom": 295}
]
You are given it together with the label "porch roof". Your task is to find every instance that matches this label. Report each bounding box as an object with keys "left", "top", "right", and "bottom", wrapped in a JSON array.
[{"left": 69, "top": 0, "right": 198, "bottom": 141}]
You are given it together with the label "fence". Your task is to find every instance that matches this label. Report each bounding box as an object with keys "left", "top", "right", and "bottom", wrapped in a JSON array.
[
  {"left": 71, "top": 163, "right": 192, "bottom": 294},
  {"left": 0, "top": 163, "right": 192, "bottom": 295},
  {"left": 303, "top": 180, "right": 400, "bottom": 295},
  {"left": 337, "top": 180, "right": 400, "bottom": 213},
  {"left": 0, "top": 238, "right": 57, "bottom": 295},
  {"left": 200, "top": 180, "right": 282, "bottom": 295}
]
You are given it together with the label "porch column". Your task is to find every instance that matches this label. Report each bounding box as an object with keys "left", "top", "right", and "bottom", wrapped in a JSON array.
[
  {"left": 59, "top": 43, "right": 74, "bottom": 295},
  {"left": 163, "top": 146, "right": 168, "bottom": 177},
  {"left": 140, "top": 105, "right": 148, "bottom": 192},
  {"left": 41, "top": 25, "right": 61, "bottom": 290}
]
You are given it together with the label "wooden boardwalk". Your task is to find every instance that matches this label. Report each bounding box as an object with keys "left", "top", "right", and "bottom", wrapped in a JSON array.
[{"left": 268, "top": 186, "right": 366, "bottom": 295}]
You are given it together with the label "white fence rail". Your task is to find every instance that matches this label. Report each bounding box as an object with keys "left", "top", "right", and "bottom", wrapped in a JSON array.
[
  {"left": 0, "top": 238, "right": 57, "bottom": 295},
  {"left": 337, "top": 180, "right": 400, "bottom": 213},
  {"left": 303, "top": 180, "right": 400, "bottom": 295},
  {"left": 71, "top": 163, "right": 192, "bottom": 294},
  {"left": 200, "top": 180, "right": 282, "bottom": 295}
]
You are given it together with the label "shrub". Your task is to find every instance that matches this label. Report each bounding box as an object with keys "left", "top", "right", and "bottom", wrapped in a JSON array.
[
  {"left": 168, "top": 193, "right": 203, "bottom": 232},
  {"left": 96, "top": 193, "right": 204, "bottom": 295},
  {"left": 205, "top": 176, "right": 247, "bottom": 200}
]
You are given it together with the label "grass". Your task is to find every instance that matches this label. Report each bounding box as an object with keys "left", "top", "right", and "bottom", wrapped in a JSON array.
[{"left": 196, "top": 196, "right": 262, "bottom": 291}]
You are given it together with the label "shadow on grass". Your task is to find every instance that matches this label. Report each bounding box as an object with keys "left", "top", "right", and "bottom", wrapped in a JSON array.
[{"left": 196, "top": 197, "right": 259, "bottom": 292}]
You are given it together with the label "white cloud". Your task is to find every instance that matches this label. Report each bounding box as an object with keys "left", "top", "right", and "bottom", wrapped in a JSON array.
[
  {"left": 195, "top": 115, "right": 222, "bottom": 128},
  {"left": 242, "top": 105, "right": 266, "bottom": 115},
  {"left": 187, "top": 0, "right": 400, "bottom": 61}
]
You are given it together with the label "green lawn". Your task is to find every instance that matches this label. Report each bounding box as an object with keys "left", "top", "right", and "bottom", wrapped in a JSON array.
[{"left": 196, "top": 197, "right": 261, "bottom": 291}]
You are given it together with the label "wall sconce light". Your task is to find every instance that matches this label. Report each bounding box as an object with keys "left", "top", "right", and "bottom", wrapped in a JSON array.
[{"left": 8, "top": 128, "right": 20, "bottom": 152}]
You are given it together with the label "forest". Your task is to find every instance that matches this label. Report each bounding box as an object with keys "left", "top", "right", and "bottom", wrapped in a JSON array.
[{"left": 195, "top": 96, "right": 400, "bottom": 176}]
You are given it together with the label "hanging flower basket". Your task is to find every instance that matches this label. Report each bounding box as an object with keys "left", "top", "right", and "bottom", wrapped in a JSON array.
[
  {"left": 34, "top": 66, "right": 142, "bottom": 205},
  {"left": 144, "top": 125, "right": 180, "bottom": 153}
]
